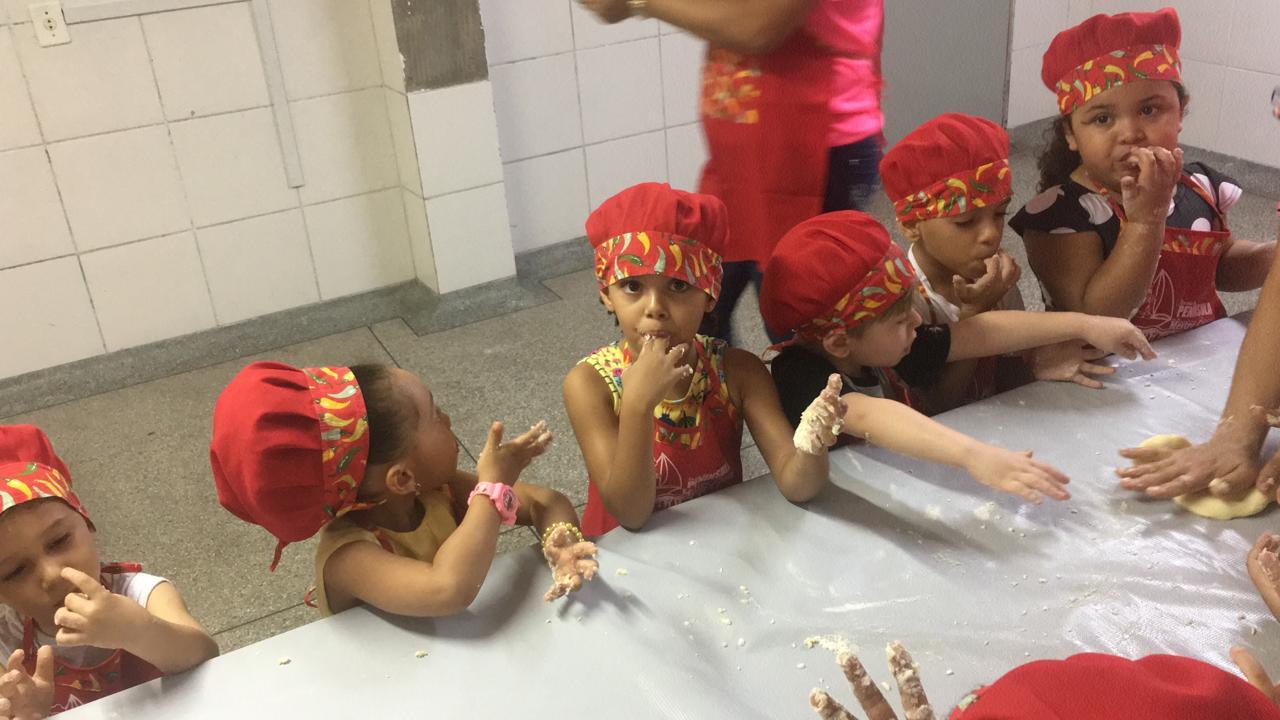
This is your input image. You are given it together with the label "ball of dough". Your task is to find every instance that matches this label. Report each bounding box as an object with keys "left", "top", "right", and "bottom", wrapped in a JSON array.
[{"left": 1136, "top": 434, "right": 1273, "bottom": 519}]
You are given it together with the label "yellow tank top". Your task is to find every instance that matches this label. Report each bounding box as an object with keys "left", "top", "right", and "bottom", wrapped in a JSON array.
[{"left": 311, "top": 489, "right": 458, "bottom": 616}]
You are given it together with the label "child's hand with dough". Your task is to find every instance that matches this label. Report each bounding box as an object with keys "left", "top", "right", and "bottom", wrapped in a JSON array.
[
  {"left": 1249, "top": 533, "right": 1280, "bottom": 624},
  {"left": 808, "top": 642, "right": 935, "bottom": 720}
]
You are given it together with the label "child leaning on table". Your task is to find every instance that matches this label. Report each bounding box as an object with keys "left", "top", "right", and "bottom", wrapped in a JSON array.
[
  {"left": 0, "top": 425, "right": 218, "bottom": 718},
  {"left": 760, "top": 211, "right": 1156, "bottom": 504},
  {"left": 210, "top": 362, "right": 599, "bottom": 618}
]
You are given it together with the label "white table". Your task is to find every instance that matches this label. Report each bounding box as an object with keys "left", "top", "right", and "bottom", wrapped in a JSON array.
[{"left": 67, "top": 315, "right": 1279, "bottom": 719}]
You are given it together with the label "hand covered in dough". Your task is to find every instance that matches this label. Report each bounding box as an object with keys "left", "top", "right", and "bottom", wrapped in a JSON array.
[
  {"left": 1249, "top": 533, "right": 1280, "bottom": 623},
  {"left": 809, "top": 642, "right": 936, "bottom": 720},
  {"left": 794, "top": 374, "right": 848, "bottom": 455},
  {"left": 542, "top": 526, "right": 598, "bottom": 602},
  {"left": 1117, "top": 431, "right": 1263, "bottom": 499}
]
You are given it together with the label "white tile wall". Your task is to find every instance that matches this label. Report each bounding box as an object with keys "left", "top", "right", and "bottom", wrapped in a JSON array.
[
  {"left": 170, "top": 108, "right": 297, "bottom": 227},
  {"left": 196, "top": 209, "right": 319, "bottom": 324},
  {"left": 577, "top": 38, "right": 664, "bottom": 144},
  {"left": 13, "top": 17, "right": 163, "bottom": 141},
  {"left": 384, "top": 89, "right": 421, "bottom": 196},
  {"left": 402, "top": 190, "right": 437, "bottom": 291},
  {"left": 660, "top": 32, "right": 705, "bottom": 127},
  {"left": 569, "top": 2, "right": 658, "bottom": 50},
  {"left": 367, "top": 0, "right": 404, "bottom": 93},
  {"left": 1179, "top": 59, "right": 1226, "bottom": 152},
  {"left": 303, "top": 189, "right": 414, "bottom": 299},
  {"left": 48, "top": 125, "right": 190, "bottom": 252},
  {"left": 142, "top": 3, "right": 270, "bottom": 121},
  {"left": 478, "top": 0, "right": 574, "bottom": 65},
  {"left": 0, "top": 257, "right": 103, "bottom": 380},
  {"left": 269, "top": 0, "right": 382, "bottom": 100},
  {"left": 584, "top": 130, "right": 667, "bottom": 209},
  {"left": 1011, "top": 0, "right": 1070, "bottom": 51},
  {"left": 1174, "top": 0, "right": 1233, "bottom": 65},
  {"left": 292, "top": 87, "right": 398, "bottom": 204},
  {"left": 491, "top": 53, "right": 582, "bottom": 162},
  {"left": 1227, "top": 0, "right": 1280, "bottom": 76},
  {"left": 81, "top": 232, "right": 216, "bottom": 351},
  {"left": 0, "top": 147, "right": 73, "bottom": 269},
  {"left": 503, "top": 148, "right": 589, "bottom": 252},
  {"left": 665, "top": 122, "right": 707, "bottom": 193},
  {"left": 426, "top": 183, "right": 517, "bottom": 293},
  {"left": 0, "top": 27, "right": 40, "bottom": 151},
  {"left": 1216, "top": 67, "right": 1280, "bottom": 169},
  {"left": 1007, "top": 41, "right": 1058, "bottom": 128},
  {"left": 410, "top": 81, "right": 504, "bottom": 199}
]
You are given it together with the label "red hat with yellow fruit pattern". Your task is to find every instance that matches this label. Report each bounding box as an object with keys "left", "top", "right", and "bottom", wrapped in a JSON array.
[
  {"left": 880, "top": 113, "right": 1012, "bottom": 224},
  {"left": 1042, "top": 7, "right": 1181, "bottom": 115},
  {"left": 0, "top": 425, "right": 91, "bottom": 528},
  {"left": 587, "top": 182, "right": 728, "bottom": 300},
  {"left": 210, "top": 362, "right": 373, "bottom": 570}
]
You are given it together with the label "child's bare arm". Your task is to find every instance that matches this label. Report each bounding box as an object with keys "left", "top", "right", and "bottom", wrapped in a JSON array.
[
  {"left": 947, "top": 310, "right": 1154, "bottom": 363},
  {"left": 728, "top": 349, "right": 830, "bottom": 503},
  {"left": 51, "top": 569, "right": 218, "bottom": 675},
  {"left": 323, "top": 500, "right": 503, "bottom": 617},
  {"left": 843, "top": 393, "right": 1070, "bottom": 503},
  {"left": 1217, "top": 238, "right": 1277, "bottom": 292}
]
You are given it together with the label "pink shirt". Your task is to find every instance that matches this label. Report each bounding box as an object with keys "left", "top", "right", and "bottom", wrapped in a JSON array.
[{"left": 805, "top": 0, "right": 884, "bottom": 146}]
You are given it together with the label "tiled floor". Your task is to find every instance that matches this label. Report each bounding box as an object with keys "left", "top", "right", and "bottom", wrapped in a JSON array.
[{"left": 1, "top": 141, "right": 1272, "bottom": 653}]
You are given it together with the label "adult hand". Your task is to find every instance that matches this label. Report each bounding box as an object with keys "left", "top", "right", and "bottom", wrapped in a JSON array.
[
  {"left": 794, "top": 374, "right": 848, "bottom": 455},
  {"left": 476, "top": 421, "right": 553, "bottom": 487},
  {"left": 964, "top": 445, "right": 1070, "bottom": 503},
  {"left": 576, "top": 0, "right": 631, "bottom": 24},
  {"left": 542, "top": 526, "right": 599, "bottom": 601},
  {"left": 953, "top": 250, "right": 1020, "bottom": 319},
  {"left": 809, "top": 642, "right": 936, "bottom": 720},
  {"left": 1119, "top": 146, "right": 1183, "bottom": 226},
  {"left": 620, "top": 336, "right": 694, "bottom": 412},
  {"left": 1116, "top": 429, "right": 1263, "bottom": 499},
  {"left": 0, "top": 647, "right": 53, "bottom": 720},
  {"left": 1027, "top": 341, "right": 1115, "bottom": 389},
  {"left": 1078, "top": 316, "right": 1156, "bottom": 362}
]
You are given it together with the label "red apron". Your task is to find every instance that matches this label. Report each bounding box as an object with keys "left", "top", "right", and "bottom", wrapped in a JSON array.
[
  {"left": 1114, "top": 176, "right": 1229, "bottom": 340},
  {"left": 698, "top": 29, "right": 840, "bottom": 264},
  {"left": 23, "top": 563, "right": 164, "bottom": 715},
  {"left": 582, "top": 337, "right": 744, "bottom": 536}
]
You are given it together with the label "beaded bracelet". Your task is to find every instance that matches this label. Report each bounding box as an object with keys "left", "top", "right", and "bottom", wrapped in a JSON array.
[{"left": 541, "top": 521, "right": 585, "bottom": 548}]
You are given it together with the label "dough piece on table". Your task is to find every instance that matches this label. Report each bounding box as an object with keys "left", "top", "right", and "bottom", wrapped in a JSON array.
[{"left": 1136, "top": 434, "right": 1273, "bottom": 519}]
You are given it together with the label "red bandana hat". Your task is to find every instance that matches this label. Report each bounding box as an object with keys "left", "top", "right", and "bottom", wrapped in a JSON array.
[
  {"left": 587, "top": 182, "right": 727, "bottom": 300},
  {"left": 1043, "top": 7, "right": 1181, "bottom": 115},
  {"left": 0, "top": 425, "right": 91, "bottom": 527},
  {"left": 759, "top": 211, "right": 915, "bottom": 343},
  {"left": 210, "top": 362, "right": 372, "bottom": 570},
  {"left": 881, "top": 113, "right": 1012, "bottom": 223},
  {"left": 950, "top": 653, "right": 1280, "bottom": 719}
]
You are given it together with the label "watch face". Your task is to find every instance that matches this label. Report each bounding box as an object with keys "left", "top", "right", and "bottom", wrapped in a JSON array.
[{"left": 501, "top": 491, "right": 515, "bottom": 512}]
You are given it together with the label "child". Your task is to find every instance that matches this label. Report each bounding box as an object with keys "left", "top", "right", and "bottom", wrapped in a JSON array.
[
  {"left": 1010, "top": 7, "right": 1274, "bottom": 341},
  {"left": 563, "top": 183, "right": 846, "bottom": 535},
  {"left": 0, "top": 425, "right": 217, "bottom": 717},
  {"left": 210, "top": 363, "right": 598, "bottom": 617},
  {"left": 881, "top": 112, "right": 1029, "bottom": 411},
  {"left": 761, "top": 211, "right": 1156, "bottom": 503},
  {"left": 807, "top": 640, "right": 1280, "bottom": 718}
]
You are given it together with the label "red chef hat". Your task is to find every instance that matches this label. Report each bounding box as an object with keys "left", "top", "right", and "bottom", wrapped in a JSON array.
[
  {"left": 881, "top": 113, "right": 1012, "bottom": 223},
  {"left": 0, "top": 425, "right": 91, "bottom": 528},
  {"left": 1042, "top": 7, "right": 1181, "bottom": 114}
]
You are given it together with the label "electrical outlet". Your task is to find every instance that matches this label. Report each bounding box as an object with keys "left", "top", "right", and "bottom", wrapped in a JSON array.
[{"left": 29, "top": 1, "right": 70, "bottom": 47}]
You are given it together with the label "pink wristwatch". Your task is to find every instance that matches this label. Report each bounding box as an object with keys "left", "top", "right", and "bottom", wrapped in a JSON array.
[{"left": 468, "top": 482, "right": 519, "bottom": 525}]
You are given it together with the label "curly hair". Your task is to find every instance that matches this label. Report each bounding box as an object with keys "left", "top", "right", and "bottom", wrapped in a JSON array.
[{"left": 1036, "top": 82, "right": 1189, "bottom": 192}]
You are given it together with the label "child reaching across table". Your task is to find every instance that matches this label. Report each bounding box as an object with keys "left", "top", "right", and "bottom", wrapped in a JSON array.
[
  {"left": 563, "top": 183, "right": 846, "bottom": 535},
  {"left": 761, "top": 211, "right": 1156, "bottom": 503},
  {"left": 0, "top": 425, "right": 217, "bottom": 718},
  {"left": 211, "top": 363, "right": 598, "bottom": 617}
]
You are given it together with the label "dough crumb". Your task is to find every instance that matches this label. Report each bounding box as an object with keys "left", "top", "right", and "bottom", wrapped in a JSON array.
[
  {"left": 721, "top": 618, "right": 733, "bottom": 626},
  {"left": 945, "top": 669, "right": 954, "bottom": 676},
  {"left": 925, "top": 505, "right": 943, "bottom": 520},
  {"left": 797, "top": 662, "right": 807, "bottom": 669},
  {"left": 737, "top": 638, "right": 746, "bottom": 648},
  {"left": 414, "top": 650, "right": 428, "bottom": 658},
  {"left": 277, "top": 657, "right": 291, "bottom": 666},
  {"left": 973, "top": 502, "right": 997, "bottom": 522},
  {"left": 615, "top": 568, "right": 628, "bottom": 576}
]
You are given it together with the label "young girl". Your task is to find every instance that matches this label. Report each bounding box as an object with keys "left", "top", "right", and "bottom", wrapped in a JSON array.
[
  {"left": 0, "top": 425, "right": 218, "bottom": 717},
  {"left": 210, "top": 363, "right": 598, "bottom": 617},
  {"left": 563, "top": 183, "right": 845, "bottom": 535},
  {"left": 1010, "top": 7, "right": 1274, "bottom": 341}
]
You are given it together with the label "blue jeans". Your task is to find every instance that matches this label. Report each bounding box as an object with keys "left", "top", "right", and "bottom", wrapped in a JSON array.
[{"left": 699, "top": 135, "right": 884, "bottom": 346}]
